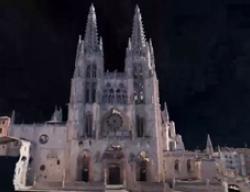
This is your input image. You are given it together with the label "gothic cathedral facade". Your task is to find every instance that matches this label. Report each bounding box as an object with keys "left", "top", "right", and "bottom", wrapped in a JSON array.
[
  {"left": 0, "top": 5, "right": 190, "bottom": 192},
  {"left": 66, "top": 4, "right": 179, "bottom": 185}
]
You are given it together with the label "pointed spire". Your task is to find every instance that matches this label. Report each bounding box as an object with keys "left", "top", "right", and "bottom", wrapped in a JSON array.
[
  {"left": 128, "top": 38, "right": 132, "bottom": 50},
  {"left": 149, "top": 39, "right": 154, "bottom": 55},
  {"left": 73, "top": 35, "right": 83, "bottom": 78},
  {"left": 163, "top": 102, "right": 170, "bottom": 122},
  {"left": 176, "top": 135, "right": 185, "bottom": 151},
  {"left": 78, "top": 34, "right": 82, "bottom": 45},
  {"left": 217, "top": 145, "right": 222, "bottom": 158},
  {"left": 11, "top": 110, "right": 16, "bottom": 124},
  {"left": 48, "top": 106, "right": 63, "bottom": 123},
  {"left": 148, "top": 39, "right": 156, "bottom": 71},
  {"left": 131, "top": 5, "right": 146, "bottom": 51},
  {"left": 206, "top": 134, "right": 214, "bottom": 156},
  {"left": 84, "top": 4, "right": 99, "bottom": 53},
  {"left": 99, "top": 37, "right": 103, "bottom": 53},
  {"left": 149, "top": 39, "right": 155, "bottom": 66}
]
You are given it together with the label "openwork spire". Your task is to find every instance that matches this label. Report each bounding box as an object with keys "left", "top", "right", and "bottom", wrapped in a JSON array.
[
  {"left": 131, "top": 5, "right": 146, "bottom": 50},
  {"left": 206, "top": 134, "right": 214, "bottom": 155},
  {"left": 163, "top": 102, "right": 170, "bottom": 122},
  {"left": 84, "top": 4, "right": 98, "bottom": 53}
]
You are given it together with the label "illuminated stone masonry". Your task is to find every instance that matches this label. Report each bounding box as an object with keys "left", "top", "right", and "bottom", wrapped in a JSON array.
[{"left": 0, "top": 4, "right": 249, "bottom": 192}]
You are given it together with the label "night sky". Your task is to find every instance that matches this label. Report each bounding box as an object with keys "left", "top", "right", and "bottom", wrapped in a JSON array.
[
  {"left": 1, "top": 0, "right": 250, "bottom": 150},
  {"left": 1, "top": 0, "right": 250, "bottom": 191}
]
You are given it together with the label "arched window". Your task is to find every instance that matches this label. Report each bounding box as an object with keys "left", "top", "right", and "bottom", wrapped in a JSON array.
[
  {"left": 133, "top": 69, "right": 144, "bottom": 105},
  {"left": 136, "top": 116, "right": 144, "bottom": 137},
  {"left": 85, "top": 82, "right": 90, "bottom": 103},
  {"left": 86, "top": 65, "right": 91, "bottom": 78},
  {"left": 137, "top": 160, "right": 147, "bottom": 181},
  {"left": 91, "top": 82, "right": 96, "bottom": 102},
  {"left": 169, "top": 141, "right": 175, "bottom": 151},
  {"left": 103, "top": 89, "right": 108, "bottom": 103},
  {"left": 92, "top": 65, "right": 97, "bottom": 78},
  {"left": 187, "top": 159, "right": 192, "bottom": 173},
  {"left": 108, "top": 89, "right": 114, "bottom": 104},
  {"left": 133, "top": 64, "right": 143, "bottom": 78},
  {"left": 118, "top": 83, "right": 127, "bottom": 104},
  {"left": 168, "top": 128, "right": 171, "bottom": 138},
  {"left": 85, "top": 113, "right": 93, "bottom": 138},
  {"left": 174, "top": 159, "right": 179, "bottom": 172},
  {"left": 103, "top": 83, "right": 112, "bottom": 104},
  {"left": 122, "top": 90, "right": 127, "bottom": 104},
  {"left": 116, "top": 89, "right": 121, "bottom": 103}
]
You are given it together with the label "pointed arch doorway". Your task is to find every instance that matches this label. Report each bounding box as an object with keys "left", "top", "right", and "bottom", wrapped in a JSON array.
[
  {"left": 103, "top": 145, "right": 125, "bottom": 185},
  {"left": 108, "top": 164, "right": 121, "bottom": 185}
]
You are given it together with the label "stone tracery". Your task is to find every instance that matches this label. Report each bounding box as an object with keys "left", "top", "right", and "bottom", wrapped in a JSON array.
[
  {"left": 102, "top": 83, "right": 128, "bottom": 104},
  {"left": 100, "top": 108, "right": 130, "bottom": 138}
]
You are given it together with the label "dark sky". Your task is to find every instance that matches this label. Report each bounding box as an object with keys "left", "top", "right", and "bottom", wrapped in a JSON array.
[
  {"left": 1, "top": 0, "right": 250, "bottom": 191},
  {"left": 1, "top": 0, "right": 250, "bottom": 150}
]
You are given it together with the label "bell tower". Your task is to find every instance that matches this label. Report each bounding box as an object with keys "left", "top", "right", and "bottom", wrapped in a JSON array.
[
  {"left": 68, "top": 4, "right": 104, "bottom": 139},
  {"left": 125, "top": 6, "right": 164, "bottom": 182},
  {"left": 125, "top": 6, "right": 158, "bottom": 105}
]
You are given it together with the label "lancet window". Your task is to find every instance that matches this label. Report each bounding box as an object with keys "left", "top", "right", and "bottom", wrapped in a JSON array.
[
  {"left": 86, "top": 65, "right": 91, "bottom": 78},
  {"left": 85, "top": 64, "right": 97, "bottom": 103},
  {"left": 169, "top": 141, "right": 175, "bottom": 151},
  {"left": 85, "top": 113, "right": 93, "bottom": 138},
  {"left": 136, "top": 116, "right": 144, "bottom": 137},
  {"left": 187, "top": 159, "right": 192, "bottom": 173},
  {"left": 133, "top": 64, "right": 144, "bottom": 104},
  {"left": 91, "top": 82, "right": 96, "bottom": 102},
  {"left": 86, "top": 64, "right": 97, "bottom": 79},
  {"left": 137, "top": 160, "right": 147, "bottom": 181},
  {"left": 92, "top": 65, "right": 97, "bottom": 78},
  {"left": 174, "top": 159, "right": 179, "bottom": 172},
  {"left": 102, "top": 83, "right": 127, "bottom": 104},
  {"left": 85, "top": 82, "right": 90, "bottom": 103},
  {"left": 116, "top": 83, "right": 127, "bottom": 104},
  {"left": 108, "top": 89, "right": 114, "bottom": 103}
]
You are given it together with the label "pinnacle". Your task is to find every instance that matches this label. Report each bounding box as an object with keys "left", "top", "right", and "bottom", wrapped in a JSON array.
[
  {"left": 131, "top": 5, "right": 146, "bottom": 50},
  {"left": 99, "top": 37, "right": 103, "bottom": 52},
  {"left": 128, "top": 38, "right": 131, "bottom": 49},
  {"left": 206, "top": 134, "right": 214, "bottom": 155},
  {"left": 207, "top": 134, "right": 212, "bottom": 146},
  {"left": 90, "top": 3, "right": 95, "bottom": 13},
  {"left": 135, "top": 4, "right": 140, "bottom": 14},
  {"left": 84, "top": 4, "right": 99, "bottom": 53}
]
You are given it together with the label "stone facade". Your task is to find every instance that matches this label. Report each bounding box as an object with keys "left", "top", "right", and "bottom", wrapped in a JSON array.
[{"left": 0, "top": 4, "right": 250, "bottom": 192}]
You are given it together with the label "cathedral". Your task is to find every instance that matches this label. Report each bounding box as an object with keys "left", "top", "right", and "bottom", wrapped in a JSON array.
[{"left": 0, "top": 4, "right": 249, "bottom": 192}]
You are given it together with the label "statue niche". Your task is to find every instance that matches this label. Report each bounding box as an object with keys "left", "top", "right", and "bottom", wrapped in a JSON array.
[{"left": 100, "top": 108, "right": 130, "bottom": 138}]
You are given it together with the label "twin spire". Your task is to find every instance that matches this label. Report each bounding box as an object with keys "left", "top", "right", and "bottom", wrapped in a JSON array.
[
  {"left": 131, "top": 5, "right": 146, "bottom": 50},
  {"left": 83, "top": 4, "right": 146, "bottom": 52},
  {"left": 84, "top": 4, "right": 99, "bottom": 53}
]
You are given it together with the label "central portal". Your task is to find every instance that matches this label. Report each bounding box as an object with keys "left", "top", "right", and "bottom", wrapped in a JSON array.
[{"left": 108, "top": 165, "right": 121, "bottom": 185}]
